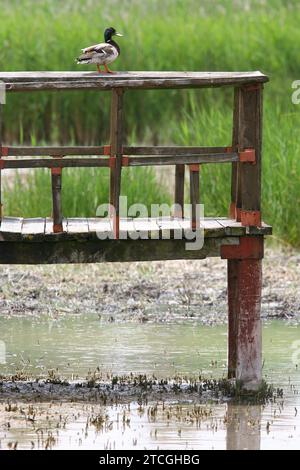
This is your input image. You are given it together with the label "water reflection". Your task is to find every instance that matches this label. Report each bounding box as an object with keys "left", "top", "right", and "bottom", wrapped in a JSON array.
[{"left": 226, "top": 404, "right": 261, "bottom": 450}]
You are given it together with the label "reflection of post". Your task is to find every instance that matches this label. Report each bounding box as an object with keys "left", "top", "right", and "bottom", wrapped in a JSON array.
[{"left": 226, "top": 403, "right": 261, "bottom": 450}]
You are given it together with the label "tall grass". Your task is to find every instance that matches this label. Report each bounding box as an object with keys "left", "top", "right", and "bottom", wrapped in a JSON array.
[
  {"left": 1, "top": 0, "right": 300, "bottom": 244},
  {"left": 4, "top": 167, "right": 170, "bottom": 218}
]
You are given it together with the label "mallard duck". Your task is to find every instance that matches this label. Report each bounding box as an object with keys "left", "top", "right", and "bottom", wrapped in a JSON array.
[{"left": 76, "top": 27, "right": 123, "bottom": 73}]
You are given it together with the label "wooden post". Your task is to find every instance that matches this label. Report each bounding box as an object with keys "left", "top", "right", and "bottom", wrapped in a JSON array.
[
  {"left": 109, "top": 88, "right": 124, "bottom": 239},
  {"left": 174, "top": 164, "right": 185, "bottom": 218},
  {"left": 189, "top": 164, "right": 200, "bottom": 229},
  {"left": 230, "top": 87, "right": 242, "bottom": 221},
  {"left": 51, "top": 163, "right": 63, "bottom": 233},
  {"left": 239, "top": 84, "right": 263, "bottom": 227},
  {"left": 224, "top": 237, "right": 263, "bottom": 389},
  {"left": 227, "top": 259, "right": 239, "bottom": 378}
]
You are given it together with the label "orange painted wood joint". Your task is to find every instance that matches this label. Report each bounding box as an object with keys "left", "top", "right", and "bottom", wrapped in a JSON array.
[
  {"left": 226, "top": 146, "right": 233, "bottom": 153},
  {"left": 103, "top": 145, "right": 111, "bottom": 156},
  {"left": 122, "top": 156, "right": 129, "bottom": 167},
  {"left": 109, "top": 156, "right": 116, "bottom": 169},
  {"left": 240, "top": 210, "right": 261, "bottom": 227},
  {"left": 239, "top": 148, "right": 256, "bottom": 163},
  {"left": 51, "top": 167, "right": 62, "bottom": 176},
  {"left": 189, "top": 164, "right": 200, "bottom": 172},
  {"left": 0, "top": 146, "right": 8, "bottom": 157},
  {"left": 191, "top": 220, "right": 198, "bottom": 230},
  {"left": 221, "top": 236, "right": 264, "bottom": 260},
  {"left": 0, "top": 159, "right": 5, "bottom": 170},
  {"left": 53, "top": 223, "right": 63, "bottom": 233}
]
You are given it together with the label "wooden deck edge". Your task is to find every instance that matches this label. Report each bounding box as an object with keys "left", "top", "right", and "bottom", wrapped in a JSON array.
[{"left": 0, "top": 237, "right": 241, "bottom": 264}]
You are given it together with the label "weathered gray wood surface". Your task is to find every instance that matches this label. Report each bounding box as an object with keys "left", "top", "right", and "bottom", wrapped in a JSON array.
[
  {"left": 0, "top": 216, "right": 272, "bottom": 242},
  {"left": 4, "top": 145, "right": 231, "bottom": 156},
  {"left": 0, "top": 71, "right": 269, "bottom": 92}
]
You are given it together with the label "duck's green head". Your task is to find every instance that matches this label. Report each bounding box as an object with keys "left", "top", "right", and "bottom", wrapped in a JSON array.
[{"left": 104, "top": 27, "right": 123, "bottom": 42}]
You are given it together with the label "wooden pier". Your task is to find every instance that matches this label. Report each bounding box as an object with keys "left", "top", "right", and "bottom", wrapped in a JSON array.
[{"left": 0, "top": 71, "right": 270, "bottom": 389}]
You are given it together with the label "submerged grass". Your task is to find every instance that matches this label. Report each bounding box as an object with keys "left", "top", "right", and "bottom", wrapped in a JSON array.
[{"left": 1, "top": 0, "right": 300, "bottom": 244}]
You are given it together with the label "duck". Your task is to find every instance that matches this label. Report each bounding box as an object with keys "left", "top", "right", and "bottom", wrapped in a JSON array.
[{"left": 76, "top": 27, "right": 123, "bottom": 73}]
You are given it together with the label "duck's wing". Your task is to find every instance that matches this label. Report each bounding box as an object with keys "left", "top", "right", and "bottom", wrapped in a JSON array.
[
  {"left": 81, "top": 42, "right": 113, "bottom": 53},
  {"left": 78, "top": 43, "right": 117, "bottom": 61}
]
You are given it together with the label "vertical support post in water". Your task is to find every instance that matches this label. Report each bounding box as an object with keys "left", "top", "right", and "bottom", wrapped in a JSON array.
[
  {"left": 189, "top": 164, "right": 200, "bottom": 229},
  {"left": 227, "top": 259, "right": 239, "bottom": 378},
  {"left": 51, "top": 159, "right": 63, "bottom": 233},
  {"left": 222, "top": 236, "right": 264, "bottom": 389},
  {"left": 109, "top": 88, "right": 124, "bottom": 239},
  {"left": 174, "top": 164, "right": 185, "bottom": 218}
]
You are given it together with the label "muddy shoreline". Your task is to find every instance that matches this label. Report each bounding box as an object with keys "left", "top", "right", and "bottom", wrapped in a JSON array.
[{"left": 0, "top": 247, "right": 299, "bottom": 324}]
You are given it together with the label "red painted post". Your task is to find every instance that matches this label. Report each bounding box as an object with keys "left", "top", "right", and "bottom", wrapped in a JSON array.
[
  {"left": 223, "top": 236, "right": 263, "bottom": 389},
  {"left": 227, "top": 260, "right": 239, "bottom": 379},
  {"left": 235, "top": 258, "right": 262, "bottom": 388}
]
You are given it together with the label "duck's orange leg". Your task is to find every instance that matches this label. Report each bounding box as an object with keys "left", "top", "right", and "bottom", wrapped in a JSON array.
[
  {"left": 104, "top": 64, "right": 114, "bottom": 74},
  {"left": 97, "top": 64, "right": 102, "bottom": 73}
]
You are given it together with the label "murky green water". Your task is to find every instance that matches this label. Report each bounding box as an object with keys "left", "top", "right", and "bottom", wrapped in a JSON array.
[{"left": 0, "top": 317, "right": 299, "bottom": 449}]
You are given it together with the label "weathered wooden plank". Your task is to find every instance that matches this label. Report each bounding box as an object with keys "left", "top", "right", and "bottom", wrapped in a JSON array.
[
  {"left": 156, "top": 217, "right": 183, "bottom": 239},
  {"left": 0, "top": 217, "right": 23, "bottom": 240},
  {"left": 0, "top": 237, "right": 240, "bottom": 264},
  {"left": 127, "top": 153, "right": 238, "bottom": 166},
  {"left": 2, "top": 158, "right": 109, "bottom": 169},
  {"left": 216, "top": 218, "right": 244, "bottom": 236},
  {"left": 5, "top": 146, "right": 105, "bottom": 156},
  {"left": 0, "top": 71, "right": 270, "bottom": 82},
  {"left": 21, "top": 218, "right": 46, "bottom": 235},
  {"left": 87, "top": 217, "right": 112, "bottom": 234},
  {"left": 0, "top": 217, "right": 23, "bottom": 232},
  {"left": 67, "top": 218, "right": 89, "bottom": 233},
  {"left": 124, "top": 146, "right": 230, "bottom": 156},
  {"left": 0, "top": 71, "right": 269, "bottom": 93},
  {"left": 132, "top": 217, "right": 160, "bottom": 240}
]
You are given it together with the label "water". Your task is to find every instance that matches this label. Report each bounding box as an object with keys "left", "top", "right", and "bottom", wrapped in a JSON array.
[{"left": 0, "top": 317, "right": 299, "bottom": 450}]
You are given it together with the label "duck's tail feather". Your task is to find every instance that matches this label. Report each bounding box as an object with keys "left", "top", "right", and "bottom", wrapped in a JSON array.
[{"left": 76, "top": 55, "right": 92, "bottom": 64}]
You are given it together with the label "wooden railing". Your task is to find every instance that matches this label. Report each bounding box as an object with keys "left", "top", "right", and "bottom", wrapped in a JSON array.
[{"left": 0, "top": 71, "right": 269, "bottom": 237}]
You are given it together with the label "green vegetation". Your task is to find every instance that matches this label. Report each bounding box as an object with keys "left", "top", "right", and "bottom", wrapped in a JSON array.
[{"left": 1, "top": 0, "right": 300, "bottom": 244}]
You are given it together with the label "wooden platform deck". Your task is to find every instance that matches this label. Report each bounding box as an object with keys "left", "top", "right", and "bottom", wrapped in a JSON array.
[{"left": 0, "top": 217, "right": 271, "bottom": 264}]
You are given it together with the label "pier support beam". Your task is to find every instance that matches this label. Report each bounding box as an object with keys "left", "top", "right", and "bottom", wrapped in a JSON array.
[{"left": 222, "top": 236, "right": 263, "bottom": 390}]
